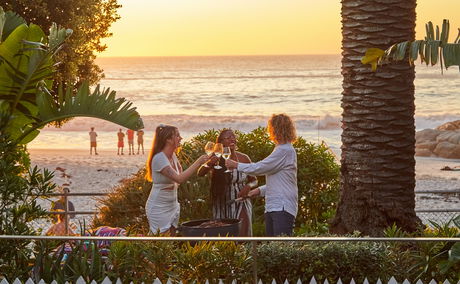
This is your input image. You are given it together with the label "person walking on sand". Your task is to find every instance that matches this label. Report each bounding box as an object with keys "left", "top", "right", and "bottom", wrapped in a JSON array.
[
  {"left": 117, "top": 129, "right": 125, "bottom": 155},
  {"left": 145, "top": 124, "right": 210, "bottom": 236},
  {"left": 127, "top": 129, "right": 135, "bottom": 155},
  {"left": 89, "top": 127, "right": 98, "bottom": 155},
  {"left": 226, "top": 114, "right": 298, "bottom": 236},
  {"left": 137, "top": 129, "right": 145, "bottom": 154}
]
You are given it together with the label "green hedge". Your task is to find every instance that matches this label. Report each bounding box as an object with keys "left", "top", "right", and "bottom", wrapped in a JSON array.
[{"left": 29, "top": 238, "right": 399, "bottom": 283}]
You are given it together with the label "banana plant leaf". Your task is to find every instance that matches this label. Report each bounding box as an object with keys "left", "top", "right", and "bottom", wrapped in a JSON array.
[
  {"left": 36, "top": 82, "right": 143, "bottom": 130},
  {"left": 9, "top": 82, "right": 144, "bottom": 144},
  {"left": 362, "top": 19, "right": 460, "bottom": 72},
  {"left": 0, "top": 7, "right": 26, "bottom": 42}
]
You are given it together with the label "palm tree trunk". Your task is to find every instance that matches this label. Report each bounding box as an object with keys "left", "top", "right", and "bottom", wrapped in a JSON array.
[{"left": 330, "top": 0, "right": 421, "bottom": 236}]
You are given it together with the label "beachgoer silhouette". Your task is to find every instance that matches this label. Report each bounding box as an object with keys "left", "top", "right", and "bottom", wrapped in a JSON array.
[
  {"left": 137, "top": 129, "right": 145, "bottom": 154},
  {"left": 127, "top": 129, "right": 135, "bottom": 155},
  {"left": 117, "top": 129, "right": 125, "bottom": 155},
  {"left": 89, "top": 127, "right": 98, "bottom": 155},
  {"left": 51, "top": 187, "right": 76, "bottom": 220}
]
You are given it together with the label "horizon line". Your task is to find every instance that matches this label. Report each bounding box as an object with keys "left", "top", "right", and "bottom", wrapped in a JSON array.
[{"left": 97, "top": 53, "right": 341, "bottom": 59}]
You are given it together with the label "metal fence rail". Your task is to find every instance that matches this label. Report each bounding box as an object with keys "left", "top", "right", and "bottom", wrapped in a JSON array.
[{"left": 42, "top": 189, "right": 460, "bottom": 234}]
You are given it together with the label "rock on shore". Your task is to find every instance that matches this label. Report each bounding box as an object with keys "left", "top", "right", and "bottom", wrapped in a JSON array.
[{"left": 416, "top": 120, "right": 460, "bottom": 158}]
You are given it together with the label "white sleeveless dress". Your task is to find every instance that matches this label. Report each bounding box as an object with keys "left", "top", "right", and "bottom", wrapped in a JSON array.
[{"left": 145, "top": 152, "right": 181, "bottom": 234}]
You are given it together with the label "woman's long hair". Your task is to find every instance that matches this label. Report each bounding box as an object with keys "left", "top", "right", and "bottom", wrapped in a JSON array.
[
  {"left": 146, "top": 125, "right": 177, "bottom": 182},
  {"left": 268, "top": 113, "right": 297, "bottom": 144}
]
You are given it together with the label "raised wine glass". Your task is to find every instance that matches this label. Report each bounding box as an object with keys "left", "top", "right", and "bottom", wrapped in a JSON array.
[
  {"left": 203, "top": 141, "right": 215, "bottom": 168},
  {"left": 213, "top": 143, "right": 223, "bottom": 169},
  {"left": 222, "top": 146, "right": 232, "bottom": 172}
]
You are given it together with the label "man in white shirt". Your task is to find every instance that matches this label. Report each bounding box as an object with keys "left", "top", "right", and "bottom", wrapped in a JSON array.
[{"left": 89, "top": 127, "right": 98, "bottom": 155}]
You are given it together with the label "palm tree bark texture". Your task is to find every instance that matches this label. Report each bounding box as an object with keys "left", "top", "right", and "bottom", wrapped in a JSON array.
[{"left": 330, "top": 0, "right": 421, "bottom": 236}]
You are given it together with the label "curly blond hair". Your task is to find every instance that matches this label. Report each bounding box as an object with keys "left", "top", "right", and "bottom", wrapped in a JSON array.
[{"left": 268, "top": 114, "right": 297, "bottom": 144}]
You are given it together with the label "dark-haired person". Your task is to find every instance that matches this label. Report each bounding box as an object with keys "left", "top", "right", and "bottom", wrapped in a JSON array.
[
  {"left": 226, "top": 114, "right": 298, "bottom": 236},
  {"left": 145, "top": 124, "right": 209, "bottom": 236},
  {"left": 198, "top": 129, "right": 257, "bottom": 236}
]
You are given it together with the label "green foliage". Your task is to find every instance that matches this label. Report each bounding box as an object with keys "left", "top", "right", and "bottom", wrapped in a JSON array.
[
  {"left": 256, "top": 240, "right": 392, "bottom": 283},
  {"left": 0, "top": 133, "right": 56, "bottom": 279},
  {"left": 408, "top": 218, "right": 460, "bottom": 281},
  {"left": 0, "top": 7, "right": 143, "bottom": 145},
  {"left": 3, "top": 0, "right": 121, "bottom": 86},
  {"left": 33, "top": 240, "right": 107, "bottom": 283},
  {"left": 93, "top": 169, "right": 151, "bottom": 233},
  {"left": 0, "top": 6, "right": 141, "bottom": 280},
  {"left": 382, "top": 219, "right": 460, "bottom": 282},
  {"left": 95, "top": 128, "right": 340, "bottom": 236},
  {"left": 172, "top": 241, "right": 252, "bottom": 283},
  {"left": 362, "top": 19, "right": 460, "bottom": 71},
  {"left": 107, "top": 241, "right": 175, "bottom": 282}
]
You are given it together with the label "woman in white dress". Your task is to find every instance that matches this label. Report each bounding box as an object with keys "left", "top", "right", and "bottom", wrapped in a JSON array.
[{"left": 145, "top": 124, "right": 209, "bottom": 236}]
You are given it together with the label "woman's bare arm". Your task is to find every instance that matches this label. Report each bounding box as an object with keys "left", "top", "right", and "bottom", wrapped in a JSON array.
[{"left": 161, "top": 154, "right": 209, "bottom": 184}]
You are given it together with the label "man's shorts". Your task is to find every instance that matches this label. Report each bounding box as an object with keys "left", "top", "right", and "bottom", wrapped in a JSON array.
[{"left": 91, "top": 142, "right": 97, "bottom": 147}]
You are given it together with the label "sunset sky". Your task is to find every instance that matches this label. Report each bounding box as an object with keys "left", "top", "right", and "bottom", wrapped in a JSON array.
[{"left": 101, "top": 0, "right": 460, "bottom": 57}]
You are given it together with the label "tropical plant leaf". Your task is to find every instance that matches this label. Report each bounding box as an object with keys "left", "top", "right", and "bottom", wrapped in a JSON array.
[
  {"left": 0, "top": 7, "right": 5, "bottom": 42},
  {"left": 1, "top": 9, "right": 26, "bottom": 42},
  {"left": 440, "top": 19, "right": 449, "bottom": 45},
  {"left": 13, "top": 82, "right": 144, "bottom": 144},
  {"left": 409, "top": 40, "right": 423, "bottom": 63},
  {"left": 443, "top": 43, "right": 460, "bottom": 69},
  {"left": 363, "top": 19, "right": 460, "bottom": 71},
  {"left": 430, "top": 41, "right": 441, "bottom": 65},
  {"left": 448, "top": 242, "right": 460, "bottom": 261},
  {"left": 48, "top": 23, "right": 72, "bottom": 49},
  {"left": 453, "top": 214, "right": 460, "bottom": 229},
  {"left": 361, "top": 48, "right": 385, "bottom": 71}
]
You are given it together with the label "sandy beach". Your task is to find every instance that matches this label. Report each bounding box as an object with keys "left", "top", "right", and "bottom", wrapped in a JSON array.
[{"left": 28, "top": 149, "right": 460, "bottom": 230}]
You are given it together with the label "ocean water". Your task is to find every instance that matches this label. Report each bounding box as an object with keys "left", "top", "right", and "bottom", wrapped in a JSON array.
[{"left": 29, "top": 55, "right": 460, "bottom": 153}]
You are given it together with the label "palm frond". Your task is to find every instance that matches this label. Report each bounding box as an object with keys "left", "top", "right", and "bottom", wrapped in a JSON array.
[
  {"left": 362, "top": 19, "right": 460, "bottom": 72},
  {"left": 34, "top": 81, "right": 142, "bottom": 130}
]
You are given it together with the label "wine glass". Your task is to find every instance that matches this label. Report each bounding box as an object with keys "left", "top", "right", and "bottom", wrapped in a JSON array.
[
  {"left": 213, "top": 143, "right": 223, "bottom": 169},
  {"left": 203, "top": 142, "right": 215, "bottom": 168},
  {"left": 222, "top": 146, "right": 231, "bottom": 172},
  {"left": 204, "top": 141, "right": 215, "bottom": 155}
]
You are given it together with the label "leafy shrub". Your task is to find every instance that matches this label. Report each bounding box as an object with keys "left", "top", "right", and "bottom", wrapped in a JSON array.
[
  {"left": 33, "top": 240, "right": 107, "bottom": 283},
  {"left": 31, "top": 238, "right": 398, "bottom": 283},
  {"left": 172, "top": 241, "right": 252, "bottom": 283},
  {"left": 106, "top": 241, "right": 176, "bottom": 282},
  {"left": 383, "top": 219, "right": 460, "bottom": 282},
  {"left": 92, "top": 169, "right": 151, "bottom": 233},
  {"left": 256, "top": 240, "right": 393, "bottom": 283},
  {"left": 94, "top": 127, "right": 340, "bottom": 236},
  {"left": 0, "top": 134, "right": 56, "bottom": 279}
]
